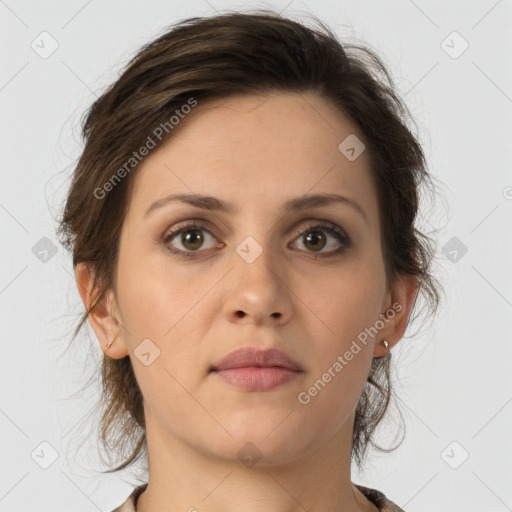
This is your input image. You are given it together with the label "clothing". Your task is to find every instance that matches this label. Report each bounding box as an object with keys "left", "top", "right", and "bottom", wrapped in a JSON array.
[
  {"left": 354, "top": 484, "right": 405, "bottom": 511},
  {"left": 110, "top": 482, "right": 405, "bottom": 512}
]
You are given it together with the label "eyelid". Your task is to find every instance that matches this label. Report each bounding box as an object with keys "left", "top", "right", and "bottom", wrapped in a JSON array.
[
  {"left": 161, "top": 217, "right": 216, "bottom": 238},
  {"left": 161, "top": 217, "right": 352, "bottom": 259},
  {"left": 289, "top": 218, "right": 350, "bottom": 240},
  {"left": 162, "top": 215, "right": 349, "bottom": 237}
]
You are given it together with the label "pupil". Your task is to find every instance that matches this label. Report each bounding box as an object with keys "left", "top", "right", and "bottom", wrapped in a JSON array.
[
  {"left": 183, "top": 230, "right": 203, "bottom": 250},
  {"left": 305, "top": 231, "right": 326, "bottom": 251}
]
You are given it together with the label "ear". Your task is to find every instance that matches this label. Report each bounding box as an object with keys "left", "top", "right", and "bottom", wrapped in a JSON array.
[
  {"left": 373, "top": 273, "right": 418, "bottom": 357},
  {"left": 74, "top": 262, "right": 129, "bottom": 359}
]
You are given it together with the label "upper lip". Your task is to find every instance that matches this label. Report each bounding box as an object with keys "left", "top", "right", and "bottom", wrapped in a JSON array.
[{"left": 210, "top": 347, "right": 302, "bottom": 372}]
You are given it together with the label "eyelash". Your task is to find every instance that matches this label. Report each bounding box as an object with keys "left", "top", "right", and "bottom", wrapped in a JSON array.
[{"left": 161, "top": 219, "right": 352, "bottom": 259}]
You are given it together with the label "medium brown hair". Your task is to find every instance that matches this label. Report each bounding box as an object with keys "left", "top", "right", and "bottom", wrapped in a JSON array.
[{"left": 57, "top": 9, "right": 444, "bottom": 474}]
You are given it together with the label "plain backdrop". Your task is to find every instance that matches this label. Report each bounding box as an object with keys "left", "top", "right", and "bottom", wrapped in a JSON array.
[{"left": 1, "top": 1, "right": 511, "bottom": 511}]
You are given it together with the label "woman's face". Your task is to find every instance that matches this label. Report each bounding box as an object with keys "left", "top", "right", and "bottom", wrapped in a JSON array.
[{"left": 87, "top": 91, "right": 414, "bottom": 466}]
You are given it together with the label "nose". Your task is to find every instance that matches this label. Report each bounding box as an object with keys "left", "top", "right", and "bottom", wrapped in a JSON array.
[{"left": 221, "top": 238, "right": 293, "bottom": 326}]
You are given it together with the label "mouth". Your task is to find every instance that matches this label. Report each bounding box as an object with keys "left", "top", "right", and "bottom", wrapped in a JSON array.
[
  {"left": 209, "top": 346, "right": 303, "bottom": 391},
  {"left": 211, "top": 366, "right": 302, "bottom": 391}
]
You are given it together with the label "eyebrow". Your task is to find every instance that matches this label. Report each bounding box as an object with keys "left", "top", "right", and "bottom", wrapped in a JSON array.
[{"left": 144, "top": 192, "right": 369, "bottom": 226}]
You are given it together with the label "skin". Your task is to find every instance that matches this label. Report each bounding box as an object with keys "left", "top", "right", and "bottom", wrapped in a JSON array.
[{"left": 75, "top": 91, "right": 417, "bottom": 512}]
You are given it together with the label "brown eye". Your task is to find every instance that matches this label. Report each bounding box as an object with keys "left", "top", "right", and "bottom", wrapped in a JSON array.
[
  {"left": 162, "top": 220, "right": 351, "bottom": 260},
  {"left": 291, "top": 221, "right": 351, "bottom": 258},
  {"left": 303, "top": 230, "right": 327, "bottom": 252},
  {"left": 178, "top": 228, "right": 205, "bottom": 251},
  {"left": 163, "top": 222, "right": 221, "bottom": 257}
]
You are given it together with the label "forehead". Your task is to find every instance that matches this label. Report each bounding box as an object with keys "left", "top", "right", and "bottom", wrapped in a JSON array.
[{"left": 127, "top": 91, "right": 377, "bottom": 223}]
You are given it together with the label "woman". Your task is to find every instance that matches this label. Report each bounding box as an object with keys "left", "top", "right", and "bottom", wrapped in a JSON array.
[{"left": 58, "top": 9, "right": 442, "bottom": 512}]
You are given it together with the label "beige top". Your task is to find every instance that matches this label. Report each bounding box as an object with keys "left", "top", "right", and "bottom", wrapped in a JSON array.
[{"left": 110, "top": 483, "right": 405, "bottom": 512}]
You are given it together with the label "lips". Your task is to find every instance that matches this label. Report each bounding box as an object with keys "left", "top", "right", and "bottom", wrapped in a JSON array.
[
  {"left": 210, "top": 346, "right": 303, "bottom": 392},
  {"left": 210, "top": 346, "right": 302, "bottom": 372}
]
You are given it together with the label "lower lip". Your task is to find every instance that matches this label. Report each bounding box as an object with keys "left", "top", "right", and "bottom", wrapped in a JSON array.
[{"left": 211, "top": 367, "right": 301, "bottom": 391}]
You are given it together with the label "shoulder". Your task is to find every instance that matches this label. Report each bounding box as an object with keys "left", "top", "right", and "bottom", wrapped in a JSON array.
[
  {"left": 110, "top": 483, "right": 148, "bottom": 512},
  {"left": 111, "top": 482, "right": 403, "bottom": 512},
  {"left": 354, "top": 484, "right": 406, "bottom": 512}
]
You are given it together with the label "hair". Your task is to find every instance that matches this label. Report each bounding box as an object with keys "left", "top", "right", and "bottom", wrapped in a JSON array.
[{"left": 57, "top": 8, "right": 444, "bottom": 475}]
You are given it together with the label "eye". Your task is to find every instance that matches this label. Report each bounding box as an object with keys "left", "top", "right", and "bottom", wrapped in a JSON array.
[
  {"left": 162, "top": 220, "right": 222, "bottom": 258},
  {"left": 161, "top": 219, "right": 352, "bottom": 259},
  {"left": 289, "top": 221, "right": 351, "bottom": 258}
]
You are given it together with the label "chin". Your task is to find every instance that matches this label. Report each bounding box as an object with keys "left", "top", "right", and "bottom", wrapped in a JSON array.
[{"left": 201, "top": 416, "right": 310, "bottom": 465}]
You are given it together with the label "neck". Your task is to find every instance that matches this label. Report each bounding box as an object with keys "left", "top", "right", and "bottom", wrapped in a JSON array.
[{"left": 136, "top": 411, "right": 378, "bottom": 512}]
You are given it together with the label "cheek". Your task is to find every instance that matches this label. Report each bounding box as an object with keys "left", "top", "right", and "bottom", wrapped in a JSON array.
[
  {"left": 114, "top": 258, "right": 211, "bottom": 411},
  {"left": 300, "top": 302, "right": 376, "bottom": 420},
  {"left": 295, "top": 342, "right": 373, "bottom": 447},
  {"left": 300, "top": 263, "right": 384, "bottom": 411},
  {"left": 303, "top": 262, "right": 385, "bottom": 340},
  {"left": 115, "top": 243, "right": 205, "bottom": 336},
  {"left": 115, "top": 246, "right": 220, "bottom": 389}
]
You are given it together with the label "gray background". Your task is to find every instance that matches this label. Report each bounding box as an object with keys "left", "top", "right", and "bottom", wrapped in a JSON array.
[{"left": 1, "top": 0, "right": 511, "bottom": 511}]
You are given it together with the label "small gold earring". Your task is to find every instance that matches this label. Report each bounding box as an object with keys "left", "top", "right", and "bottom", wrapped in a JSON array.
[
  {"left": 382, "top": 340, "right": 389, "bottom": 350},
  {"left": 105, "top": 338, "right": 115, "bottom": 350}
]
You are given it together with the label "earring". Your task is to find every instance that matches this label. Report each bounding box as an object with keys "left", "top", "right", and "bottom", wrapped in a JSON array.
[
  {"left": 382, "top": 340, "right": 389, "bottom": 350},
  {"left": 105, "top": 338, "right": 115, "bottom": 350}
]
